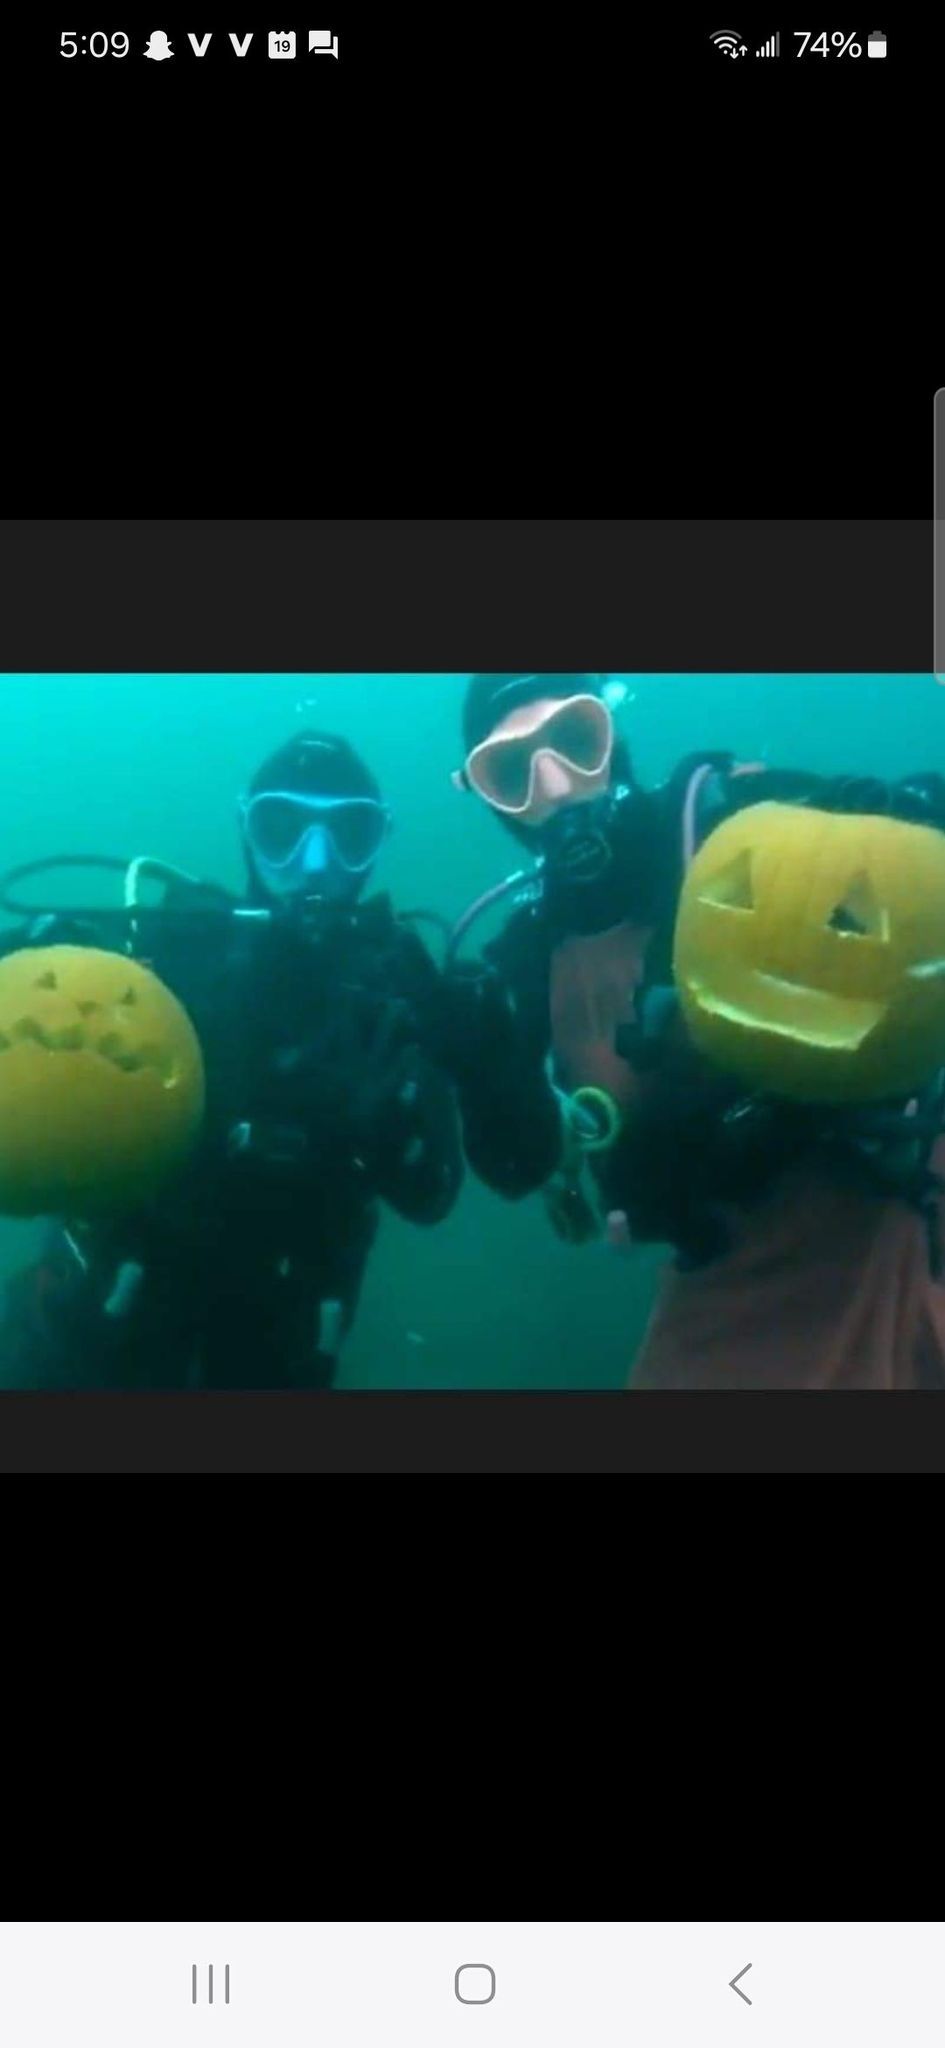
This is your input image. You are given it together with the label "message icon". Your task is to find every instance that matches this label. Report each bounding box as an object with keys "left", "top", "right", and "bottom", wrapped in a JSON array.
[
  {"left": 268, "top": 30, "right": 297, "bottom": 58},
  {"left": 309, "top": 30, "right": 340, "bottom": 57}
]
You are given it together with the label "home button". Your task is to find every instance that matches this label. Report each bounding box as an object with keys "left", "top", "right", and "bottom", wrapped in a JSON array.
[{"left": 455, "top": 1966, "right": 496, "bottom": 2006}]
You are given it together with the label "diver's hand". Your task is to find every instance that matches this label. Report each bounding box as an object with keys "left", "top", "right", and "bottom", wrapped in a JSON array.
[
  {"left": 431, "top": 960, "right": 521, "bottom": 1086},
  {"left": 259, "top": 994, "right": 428, "bottom": 1176},
  {"left": 350, "top": 1002, "right": 434, "bottom": 1172}
]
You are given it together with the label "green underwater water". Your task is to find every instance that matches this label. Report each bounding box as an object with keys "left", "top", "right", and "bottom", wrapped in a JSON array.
[{"left": 0, "top": 672, "right": 942, "bottom": 1389}]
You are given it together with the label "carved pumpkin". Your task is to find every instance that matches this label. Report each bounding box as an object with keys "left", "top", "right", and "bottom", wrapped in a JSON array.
[
  {"left": 0, "top": 946, "right": 205, "bottom": 1216},
  {"left": 673, "top": 802, "right": 945, "bottom": 1104}
]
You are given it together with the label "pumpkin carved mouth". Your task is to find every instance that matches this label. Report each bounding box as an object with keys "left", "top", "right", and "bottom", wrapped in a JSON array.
[
  {"left": 688, "top": 970, "right": 884, "bottom": 1052},
  {"left": 0, "top": 973, "right": 180, "bottom": 1084}
]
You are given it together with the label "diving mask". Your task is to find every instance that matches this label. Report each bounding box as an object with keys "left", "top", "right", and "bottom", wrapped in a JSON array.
[
  {"left": 462, "top": 695, "right": 614, "bottom": 818},
  {"left": 243, "top": 791, "right": 390, "bottom": 874}
]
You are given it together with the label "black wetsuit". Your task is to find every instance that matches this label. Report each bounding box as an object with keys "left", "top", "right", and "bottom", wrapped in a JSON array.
[
  {"left": 0, "top": 891, "right": 463, "bottom": 1388},
  {"left": 442, "top": 758, "right": 945, "bottom": 1263}
]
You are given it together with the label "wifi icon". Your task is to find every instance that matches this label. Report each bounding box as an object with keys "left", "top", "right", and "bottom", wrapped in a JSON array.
[{"left": 710, "top": 29, "right": 748, "bottom": 56}]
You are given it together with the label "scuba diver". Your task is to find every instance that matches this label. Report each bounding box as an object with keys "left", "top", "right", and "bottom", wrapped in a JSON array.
[
  {"left": 0, "top": 731, "right": 463, "bottom": 1388},
  {"left": 440, "top": 671, "right": 945, "bottom": 1388}
]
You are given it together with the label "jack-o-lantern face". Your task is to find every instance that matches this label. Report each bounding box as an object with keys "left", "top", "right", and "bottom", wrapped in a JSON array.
[
  {"left": 673, "top": 802, "right": 945, "bottom": 1104},
  {"left": 0, "top": 945, "right": 205, "bottom": 1217}
]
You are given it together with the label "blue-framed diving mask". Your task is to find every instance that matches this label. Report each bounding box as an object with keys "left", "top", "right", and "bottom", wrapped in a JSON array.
[{"left": 241, "top": 790, "right": 391, "bottom": 903}]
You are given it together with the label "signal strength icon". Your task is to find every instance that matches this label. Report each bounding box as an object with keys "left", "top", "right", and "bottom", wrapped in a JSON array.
[
  {"left": 709, "top": 29, "right": 748, "bottom": 57},
  {"left": 755, "top": 30, "right": 781, "bottom": 56}
]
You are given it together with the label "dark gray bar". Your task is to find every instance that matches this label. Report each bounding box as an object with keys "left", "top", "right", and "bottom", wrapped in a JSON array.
[
  {"left": 226, "top": 1965, "right": 230, "bottom": 2005},
  {"left": 209, "top": 1964, "right": 213, "bottom": 2006},
  {"left": 192, "top": 1965, "right": 197, "bottom": 2006}
]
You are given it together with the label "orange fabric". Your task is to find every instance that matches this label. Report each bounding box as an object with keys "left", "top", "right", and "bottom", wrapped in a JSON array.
[
  {"left": 549, "top": 923, "right": 651, "bottom": 1111},
  {"left": 629, "top": 1138, "right": 945, "bottom": 1389}
]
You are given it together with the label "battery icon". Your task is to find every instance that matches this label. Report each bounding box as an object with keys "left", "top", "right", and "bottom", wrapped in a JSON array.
[{"left": 867, "top": 30, "right": 887, "bottom": 58}]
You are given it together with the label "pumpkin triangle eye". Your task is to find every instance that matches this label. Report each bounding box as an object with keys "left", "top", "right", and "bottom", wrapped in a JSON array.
[
  {"left": 827, "top": 872, "right": 887, "bottom": 939},
  {"left": 699, "top": 848, "right": 754, "bottom": 911}
]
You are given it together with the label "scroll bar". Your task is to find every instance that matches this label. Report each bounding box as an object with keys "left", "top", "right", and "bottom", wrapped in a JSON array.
[{"left": 936, "top": 389, "right": 945, "bottom": 681}]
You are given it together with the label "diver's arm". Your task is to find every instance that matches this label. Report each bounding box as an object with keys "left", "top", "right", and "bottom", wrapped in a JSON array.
[
  {"left": 699, "top": 765, "right": 945, "bottom": 841},
  {"left": 696, "top": 765, "right": 835, "bottom": 842},
  {"left": 371, "top": 1050, "right": 464, "bottom": 1225},
  {"left": 433, "top": 959, "right": 563, "bottom": 1198},
  {"left": 357, "top": 922, "right": 464, "bottom": 1223},
  {"left": 458, "top": 1048, "right": 563, "bottom": 1199}
]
